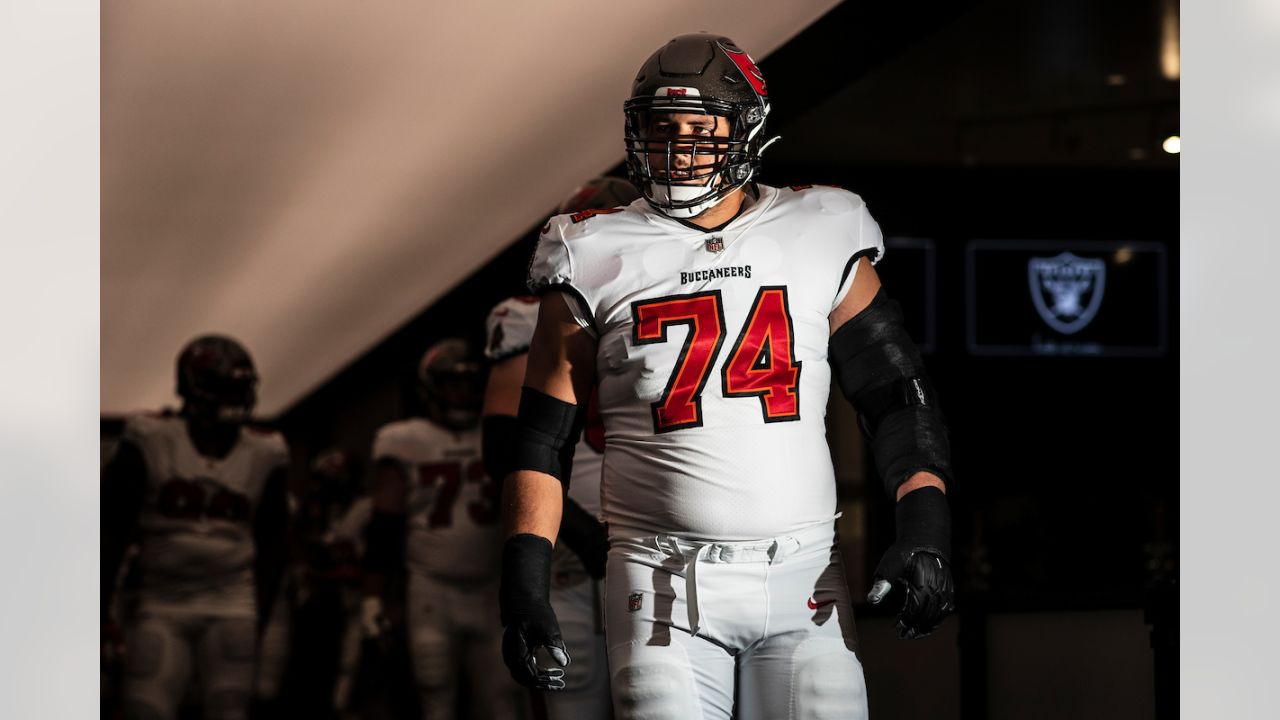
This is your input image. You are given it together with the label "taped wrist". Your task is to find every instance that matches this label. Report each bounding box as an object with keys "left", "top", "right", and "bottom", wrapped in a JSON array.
[
  {"left": 830, "top": 289, "right": 953, "bottom": 496},
  {"left": 500, "top": 534, "right": 554, "bottom": 626},
  {"left": 513, "top": 387, "right": 585, "bottom": 484},
  {"left": 894, "top": 486, "right": 951, "bottom": 560},
  {"left": 482, "top": 415, "right": 520, "bottom": 486},
  {"left": 363, "top": 510, "right": 406, "bottom": 574}
]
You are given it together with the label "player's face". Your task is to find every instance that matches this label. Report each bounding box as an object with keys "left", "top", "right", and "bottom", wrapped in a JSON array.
[{"left": 643, "top": 112, "right": 731, "bottom": 184}]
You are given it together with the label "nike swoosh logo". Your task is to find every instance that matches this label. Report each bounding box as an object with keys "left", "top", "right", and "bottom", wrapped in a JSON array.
[{"left": 807, "top": 597, "right": 836, "bottom": 610}]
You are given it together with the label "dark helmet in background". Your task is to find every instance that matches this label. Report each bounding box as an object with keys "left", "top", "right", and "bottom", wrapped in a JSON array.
[
  {"left": 309, "top": 447, "right": 361, "bottom": 508},
  {"left": 557, "top": 176, "right": 642, "bottom": 215},
  {"left": 624, "top": 33, "right": 776, "bottom": 218},
  {"left": 176, "top": 334, "right": 258, "bottom": 424},
  {"left": 418, "top": 338, "right": 483, "bottom": 431}
]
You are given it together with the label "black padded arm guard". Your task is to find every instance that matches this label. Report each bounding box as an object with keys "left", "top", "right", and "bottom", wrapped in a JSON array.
[
  {"left": 830, "top": 289, "right": 953, "bottom": 497},
  {"left": 512, "top": 387, "right": 586, "bottom": 485},
  {"left": 482, "top": 415, "right": 520, "bottom": 489}
]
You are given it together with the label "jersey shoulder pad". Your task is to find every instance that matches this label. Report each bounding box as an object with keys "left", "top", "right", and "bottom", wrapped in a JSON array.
[
  {"left": 528, "top": 215, "right": 574, "bottom": 294},
  {"left": 790, "top": 184, "right": 884, "bottom": 263},
  {"left": 485, "top": 295, "right": 540, "bottom": 361},
  {"left": 527, "top": 204, "right": 640, "bottom": 293},
  {"left": 244, "top": 425, "right": 289, "bottom": 466},
  {"left": 558, "top": 199, "right": 641, "bottom": 239},
  {"left": 120, "top": 412, "right": 179, "bottom": 445},
  {"left": 372, "top": 419, "right": 424, "bottom": 461}
]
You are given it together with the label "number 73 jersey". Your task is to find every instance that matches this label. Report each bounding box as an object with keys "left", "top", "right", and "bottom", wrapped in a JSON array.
[
  {"left": 528, "top": 184, "right": 885, "bottom": 542},
  {"left": 372, "top": 419, "right": 498, "bottom": 582}
]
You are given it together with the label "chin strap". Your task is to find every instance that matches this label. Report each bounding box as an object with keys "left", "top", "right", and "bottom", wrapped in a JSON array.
[{"left": 648, "top": 177, "right": 751, "bottom": 219}]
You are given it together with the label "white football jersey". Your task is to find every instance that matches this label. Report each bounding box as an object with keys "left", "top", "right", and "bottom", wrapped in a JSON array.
[
  {"left": 372, "top": 418, "right": 500, "bottom": 582},
  {"left": 528, "top": 184, "right": 884, "bottom": 542},
  {"left": 484, "top": 295, "right": 606, "bottom": 519},
  {"left": 124, "top": 413, "right": 289, "bottom": 617}
]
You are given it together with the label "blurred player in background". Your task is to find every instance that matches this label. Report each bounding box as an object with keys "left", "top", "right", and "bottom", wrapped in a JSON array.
[
  {"left": 482, "top": 175, "right": 640, "bottom": 719},
  {"left": 102, "top": 335, "right": 290, "bottom": 720},
  {"left": 253, "top": 448, "right": 371, "bottom": 718},
  {"left": 302, "top": 449, "right": 374, "bottom": 719},
  {"left": 362, "top": 339, "right": 529, "bottom": 719}
]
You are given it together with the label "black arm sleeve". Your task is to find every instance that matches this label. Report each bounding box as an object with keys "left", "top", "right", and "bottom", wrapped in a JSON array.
[
  {"left": 253, "top": 467, "right": 290, "bottom": 623},
  {"left": 482, "top": 414, "right": 520, "bottom": 490},
  {"left": 512, "top": 387, "right": 586, "bottom": 486},
  {"left": 830, "top": 289, "right": 953, "bottom": 497},
  {"left": 102, "top": 441, "right": 147, "bottom": 621}
]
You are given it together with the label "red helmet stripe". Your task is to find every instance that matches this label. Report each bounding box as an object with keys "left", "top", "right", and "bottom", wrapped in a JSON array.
[{"left": 720, "top": 45, "right": 767, "bottom": 98}]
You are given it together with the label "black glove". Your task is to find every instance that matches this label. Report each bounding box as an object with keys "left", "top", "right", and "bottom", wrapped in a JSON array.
[
  {"left": 868, "top": 485, "right": 955, "bottom": 639},
  {"left": 500, "top": 534, "right": 570, "bottom": 690},
  {"left": 559, "top": 499, "right": 609, "bottom": 580}
]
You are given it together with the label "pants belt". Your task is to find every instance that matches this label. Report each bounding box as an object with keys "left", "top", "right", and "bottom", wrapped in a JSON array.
[{"left": 652, "top": 516, "right": 837, "bottom": 636}]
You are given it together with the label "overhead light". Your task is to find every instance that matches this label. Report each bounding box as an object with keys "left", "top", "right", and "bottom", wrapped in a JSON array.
[
  {"left": 1162, "top": 135, "right": 1180, "bottom": 154},
  {"left": 1160, "top": 0, "right": 1180, "bottom": 80}
]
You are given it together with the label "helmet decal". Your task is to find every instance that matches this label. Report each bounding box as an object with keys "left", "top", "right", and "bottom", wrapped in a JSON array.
[
  {"left": 719, "top": 44, "right": 767, "bottom": 98},
  {"left": 655, "top": 86, "right": 700, "bottom": 98}
]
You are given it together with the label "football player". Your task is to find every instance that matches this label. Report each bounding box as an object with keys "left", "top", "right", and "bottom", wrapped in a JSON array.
[
  {"left": 483, "top": 176, "right": 642, "bottom": 719},
  {"left": 497, "top": 33, "right": 955, "bottom": 720},
  {"left": 101, "top": 335, "right": 290, "bottom": 720},
  {"left": 362, "top": 339, "right": 529, "bottom": 719},
  {"left": 253, "top": 448, "right": 370, "bottom": 717}
]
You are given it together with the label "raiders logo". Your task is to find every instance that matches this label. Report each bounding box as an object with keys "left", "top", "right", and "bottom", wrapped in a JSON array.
[{"left": 1028, "top": 252, "right": 1106, "bottom": 335}]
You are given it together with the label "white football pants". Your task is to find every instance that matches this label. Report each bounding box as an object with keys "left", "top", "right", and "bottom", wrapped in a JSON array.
[
  {"left": 541, "top": 561, "right": 612, "bottom": 719},
  {"left": 407, "top": 571, "right": 530, "bottom": 720},
  {"left": 604, "top": 520, "right": 868, "bottom": 720},
  {"left": 121, "top": 610, "right": 256, "bottom": 720}
]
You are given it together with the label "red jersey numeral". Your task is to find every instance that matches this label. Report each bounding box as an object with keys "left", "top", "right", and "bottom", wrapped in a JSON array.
[
  {"left": 631, "top": 291, "right": 726, "bottom": 432},
  {"left": 420, "top": 459, "right": 493, "bottom": 529},
  {"left": 465, "top": 459, "right": 498, "bottom": 525},
  {"left": 156, "top": 478, "right": 251, "bottom": 523},
  {"left": 631, "top": 287, "right": 801, "bottom": 432},
  {"left": 722, "top": 287, "right": 801, "bottom": 422},
  {"left": 420, "top": 462, "right": 461, "bottom": 529}
]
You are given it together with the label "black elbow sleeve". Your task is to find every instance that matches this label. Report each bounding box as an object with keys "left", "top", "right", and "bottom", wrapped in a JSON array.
[
  {"left": 482, "top": 415, "right": 520, "bottom": 487},
  {"left": 512, "top": 387, "right": 586, "bottom": 486},
  {"left": 830, "top": 289, "right": 953, "bottom": 496}
]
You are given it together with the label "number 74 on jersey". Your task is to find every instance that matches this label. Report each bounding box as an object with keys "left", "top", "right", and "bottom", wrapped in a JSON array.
[{"left": 632, "top": 286, "right": 801, "bottom": 434}]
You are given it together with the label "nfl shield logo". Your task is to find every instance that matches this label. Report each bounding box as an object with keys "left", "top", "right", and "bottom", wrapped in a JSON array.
[
  {"left": 1028, "top": 252, "right": 1106, "bottom": 335},
  {"left": 628, "top": 592, "right": 643, "bottom": 612},
  {"left": 705, "top": 236, "right": 725, "bottom": 253}
]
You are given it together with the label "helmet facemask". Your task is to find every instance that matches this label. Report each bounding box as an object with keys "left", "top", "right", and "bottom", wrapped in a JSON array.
[
  {"left": 184, "top": 367, "right": 258, "bottom": 424},
  {"left": 623, "top": 34, "right": 775, "bottom": 219},
  {"left": 176, "top": 336, "right": 258, "bottom": 427},
  {"left": 624, "top": 98, "right": 767, "bottom": 219}
]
